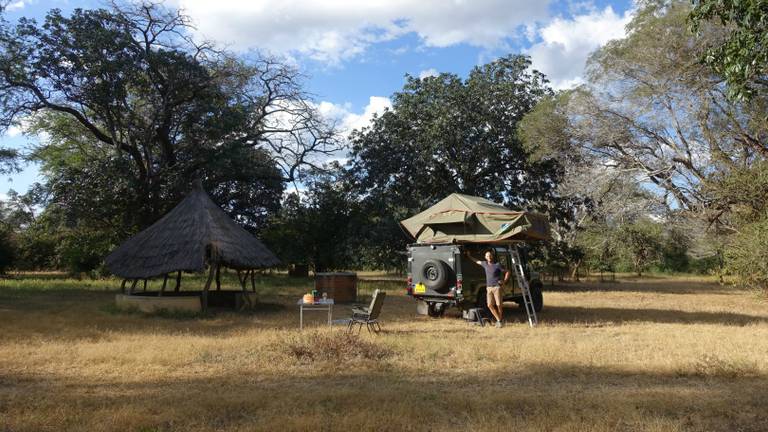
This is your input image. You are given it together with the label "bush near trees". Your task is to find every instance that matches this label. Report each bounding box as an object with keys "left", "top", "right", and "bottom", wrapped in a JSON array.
[{"left": 726, "top": 217, "right": 768, "bottom": 292}]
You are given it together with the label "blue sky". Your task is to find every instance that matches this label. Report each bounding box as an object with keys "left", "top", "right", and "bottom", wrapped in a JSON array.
[{"left": 0, "top": 0, "right": 635, "bottom": 196}]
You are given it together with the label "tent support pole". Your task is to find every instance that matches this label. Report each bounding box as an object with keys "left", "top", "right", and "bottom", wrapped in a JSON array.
[
  {"left": 202, "top": 264, "right": 215, "bottom": 311},
  {"left": 120, "top": 279, "right": 127, "bottom": 293},
  {"left": 175, "top": 271, "right": 181, "bottom": 292},
  {"left": 215, "top": 264, "right": 221, "bottom": 291},
  {"left": 160, "top": 273, "right": 168, "bottom": 297}
]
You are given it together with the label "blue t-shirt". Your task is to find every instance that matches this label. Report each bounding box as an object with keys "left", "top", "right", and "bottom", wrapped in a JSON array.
[{"left": 481, "top": 261, "right": 504, "bottom": 286}]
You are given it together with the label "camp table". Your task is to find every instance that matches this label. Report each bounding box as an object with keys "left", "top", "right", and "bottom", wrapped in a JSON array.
[{"left": 297, "top": 298, "right": 334, "bottom": 329}]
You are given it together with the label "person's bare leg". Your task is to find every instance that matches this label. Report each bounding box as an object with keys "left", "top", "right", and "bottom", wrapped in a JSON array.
[
  {"left": 487, "top": 288, "right": 502, "bottom": 322},
  {"left": 494, "top": 290, "right": 503, "bottom": 323},
  {"left": 487, "top": 301, "right": 502, "bottom": 322}
]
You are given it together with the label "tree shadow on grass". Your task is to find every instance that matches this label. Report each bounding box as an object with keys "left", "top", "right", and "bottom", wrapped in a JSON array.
[
  {"left": 544, "top": 279, "right": 734, "bottom": 295},
  {"left": 2, "top": 363, "right": 766, "bottom": 432},
  {"left": 537, "top": 305, "right": 768, "bottom": 326}
]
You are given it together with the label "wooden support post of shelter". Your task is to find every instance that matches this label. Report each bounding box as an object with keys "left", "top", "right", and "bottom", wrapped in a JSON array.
[
  {"left": 160, "top": 273, "right": 168, "bottom": 297},
  {"left": 236, "top": 270, "right": 247, "bottom": 292},
  {"left": 129, "top": 279, "right": 138, "bottom": 294},
  {"left": 251, "top": 270, "right": 256, "bottom": 292},
  {"left": 215, "top": 264, "right": 221, "bottom": 291},
  {"left": 120, "top": 279, "right": 127, "bottom": 293},
  {"left": 175, "top": 271, "right": 181, "bottom": 292},
  {"left": 202, "top": 264, "right": 215, "bottom": 311}
]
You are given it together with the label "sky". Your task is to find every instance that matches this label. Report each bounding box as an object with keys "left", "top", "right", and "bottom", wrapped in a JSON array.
[{"left": 0, "top": 0, "right": 635, "bottom": 197}]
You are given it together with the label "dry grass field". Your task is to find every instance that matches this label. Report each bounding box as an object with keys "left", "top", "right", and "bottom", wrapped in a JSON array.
[{"left": 1, "top": 273, "right": 767, "bottom": 432}]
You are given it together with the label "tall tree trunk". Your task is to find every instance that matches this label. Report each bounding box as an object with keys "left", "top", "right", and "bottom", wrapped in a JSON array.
[{"left": 570, "top": 259, "right": 582, "bottom": 282}]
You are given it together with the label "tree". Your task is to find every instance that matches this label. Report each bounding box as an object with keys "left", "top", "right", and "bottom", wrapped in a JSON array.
[
  {"left": 0, "top": 2, "right": 339, "bottom": 232},
  {"left": 0, "top": 0, "right": 20, "bottom": 174},
  {"left": 263, "top": 166, "right": 358, "bottom": 272},
  {"left": 689, "top": 0, "right": 768, "bottom": 101},
  {"left": 348, "top": 55, "right": 561, "bottom": 268},
  {"left": 725, "top": 217, "right": 768, "bottom": 292},
  {"left": 527, "top": 1, "right": 767, "bottom": 232},
  {"left": 521, "top": 89, "right": 670, "bottom": 278},
  {"left": 618, "top": 218, "right": 663, "bottom": 277}
]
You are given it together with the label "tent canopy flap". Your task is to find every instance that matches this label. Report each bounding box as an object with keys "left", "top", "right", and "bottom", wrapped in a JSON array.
[{"left": 400, "top": 193, "right": 550, "bottom": 244}]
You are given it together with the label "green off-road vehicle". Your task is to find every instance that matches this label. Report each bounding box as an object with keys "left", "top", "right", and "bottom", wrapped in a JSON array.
[
  {"left": 399, "top": 193, "right": 550, "bottom": 318},
  {"left": 406, "top": 243, "right": 543, "bottom": 317}
]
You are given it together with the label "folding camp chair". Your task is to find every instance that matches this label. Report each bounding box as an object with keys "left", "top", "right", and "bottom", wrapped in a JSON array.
[{"left": 347, "top": 289, "right": 386, "bottom": 334}]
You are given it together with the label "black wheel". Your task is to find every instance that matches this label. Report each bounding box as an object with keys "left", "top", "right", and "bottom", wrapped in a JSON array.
[
  {"left": 427, "top": 302, "right": 446, "bottom": 318},
  {"left": 421, "top": 259, "right": 451, "bottom": 292},
  {"left": 518, "top": 281, "right": 544, "bottom": 312}
]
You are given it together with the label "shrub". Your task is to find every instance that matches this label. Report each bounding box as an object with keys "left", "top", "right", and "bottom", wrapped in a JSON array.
[
  {"left": 56, "top": 227, "right": 116, "bottom": 274},
  {"left": 286, "top": 332, "right": 392, "bottom": 364},
  {"left": 725, "top": 217, "right": 768, "bottom": 293}
]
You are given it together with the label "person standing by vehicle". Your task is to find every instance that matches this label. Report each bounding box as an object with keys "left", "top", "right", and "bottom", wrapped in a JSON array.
[{"left": 467, "top": 249, "right": 510, "bottom": 327}]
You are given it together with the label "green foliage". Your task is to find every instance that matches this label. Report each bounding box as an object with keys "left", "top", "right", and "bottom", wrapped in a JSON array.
[
  {"left": 525, "top": 240, "right": 584, "bottom": 280},
  {"left": 519, "top": 91, "right": 580, "bottom": 164},
  {"left": 13, "top": 226, "right": 57, "bottom": 270},
  {"left": 578, "top": 223, "right": 621, "bottom": 273},
  {"left": 689, "top": 0, "right": 768, "bottom": 101},
  {"left": 0, "top": 224, "right": 15, "bottom": 273},
  {"left": 659, "top": 228, "right": 691, "bottom": 272},
  {"left": 263, "top": 167, "right": 358, "bottom": 272},
  {"left": 350, "top": 54, "right": 555, "bottom": 209},
  {"left": 0, "top": 2, "right": 336, "bottom": 271},
  {"left": 708, "top": 160, "right": 768, "bottom": 225},
  {"left": 725, "top": 216, "right": 768, "bottom": 292},
  {"left": 618, "top": 219, "right": 664, "bottom": 277},
  {"left": 56, "top": 226, "right": 115, "bottom": 275},
  {"left": 348, "top": 55, "right": 563, "bottom": 269}
]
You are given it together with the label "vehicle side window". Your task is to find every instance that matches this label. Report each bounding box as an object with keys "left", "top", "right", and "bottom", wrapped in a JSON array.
[{"left": 498, "top": 253, "right": 510, "bottom": 269}]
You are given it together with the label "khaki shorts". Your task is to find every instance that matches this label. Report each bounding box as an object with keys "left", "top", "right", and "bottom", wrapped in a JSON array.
[{"left": 486, "top": 285, "right": 503, "bottom": 306}]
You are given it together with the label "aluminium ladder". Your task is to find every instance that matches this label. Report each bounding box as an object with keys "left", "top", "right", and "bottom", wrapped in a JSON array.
[{"left": 510, "top": 246, "right": 538, "bottom": 327}]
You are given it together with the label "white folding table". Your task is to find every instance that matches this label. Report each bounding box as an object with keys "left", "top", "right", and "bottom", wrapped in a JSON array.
[{"left": 297, "top": 298, "right": 334, "bottom": 329}]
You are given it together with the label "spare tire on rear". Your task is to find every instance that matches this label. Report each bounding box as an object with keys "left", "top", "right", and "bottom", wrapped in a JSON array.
[{"left": 421, "top": 259, "right": 451, "bottom": 292}]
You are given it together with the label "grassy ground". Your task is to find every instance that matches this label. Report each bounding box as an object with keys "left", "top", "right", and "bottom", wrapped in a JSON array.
[{"left": 0, "top": 273, "right": 767, "bottom": 431}]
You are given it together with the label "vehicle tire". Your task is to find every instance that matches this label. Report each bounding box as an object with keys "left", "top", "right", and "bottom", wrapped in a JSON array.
[
  {"left": 518, "top": 281, "right": 544, "bottom": 313},
  {"left": 427, "top": 302, "right": 446, "bottom": 318},
  {"left": 421, "top": 259, "right": 450, "bottom": 292}
]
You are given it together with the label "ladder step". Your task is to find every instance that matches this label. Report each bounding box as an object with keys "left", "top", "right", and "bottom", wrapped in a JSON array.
[{"left": 511, "top": 247, "right": 537, "bottom": 327}]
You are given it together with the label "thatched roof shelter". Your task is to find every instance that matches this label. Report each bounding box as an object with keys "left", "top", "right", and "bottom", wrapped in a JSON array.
[{"left": 105, "top": 181, "right": 280, "bottom": 308}]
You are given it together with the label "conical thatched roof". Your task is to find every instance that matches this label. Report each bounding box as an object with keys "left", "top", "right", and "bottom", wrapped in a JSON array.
[{"left": 105, "top": 182, "right": 280, "bottom": 279}]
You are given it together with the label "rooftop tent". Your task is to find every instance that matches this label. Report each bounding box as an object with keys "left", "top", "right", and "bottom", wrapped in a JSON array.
[
  {"left": 400, "top": 193, "right": 550, "bottom": 244},
  {"left": 105, "top": 181, "right": 280, "bottom": 308}
]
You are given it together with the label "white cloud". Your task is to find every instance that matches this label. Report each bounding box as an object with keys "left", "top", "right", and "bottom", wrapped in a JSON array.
[
  {"left": 418, "top": 68, "right": 439, "bottom": 79},
  {"left": 315, "top": 96, "right": 392, "bottom": 165},
  {"left": 5, "top": 125, "right": 22, "bottom": 138},
  {"left": 5, "top": 0, "right": 30, "bottom": 11},
  {"left": 319, "top": 96, "right": 392, "bottom": 136},
  {"left": 173, "top": 0, "right": 550, "bottom": 64},
  {"left": 527, "top": 6, "right": 633, "bottom": 89}
]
